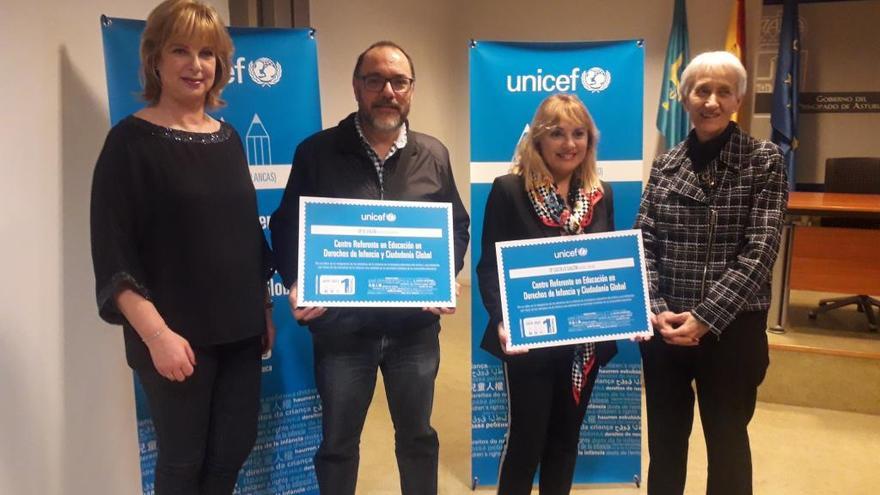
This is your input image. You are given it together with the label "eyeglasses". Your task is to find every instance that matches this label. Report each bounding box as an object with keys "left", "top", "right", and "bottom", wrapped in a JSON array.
[{"left": 357, "top": 75, "right": 415, "bottom": 93}]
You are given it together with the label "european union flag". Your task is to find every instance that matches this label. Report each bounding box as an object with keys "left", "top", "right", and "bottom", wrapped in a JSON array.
[
  {"left": 657, "top": 0, "right": 690, "bottom": 150},
  {"left": 771, "top": 0, "right": 799, "bottom": 190}
]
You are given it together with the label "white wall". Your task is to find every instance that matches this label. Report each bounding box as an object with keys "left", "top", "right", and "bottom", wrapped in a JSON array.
[
  {"left": 5, "top": 0, "right": 851, "bottom": 492},
  {"left": 310, "top": 0, "right": 765, "bottom": 283},
  {"left": 0, "top": 1, "right": 227, "bottom": 494},
  {"left": 751, "top": 1, "right": 880, "bottom": 184}
]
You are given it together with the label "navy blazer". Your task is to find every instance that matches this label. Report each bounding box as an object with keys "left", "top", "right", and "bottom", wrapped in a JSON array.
[{"left": 475, "top": 173, "right": 618, "bottom": 364}]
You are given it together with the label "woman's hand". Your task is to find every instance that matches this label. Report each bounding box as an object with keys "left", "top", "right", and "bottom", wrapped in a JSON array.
[
  {"left": 146, "top": 328, "right": 197, "bottom": 382},
  {"left": 288, "top": 284, "right": 327, "bottom": 323},
  {"left": 114, "top": 288, "right": 196, "bottom": 381},
  {"left": 498, "top": 322, "right": 528, "bottom": 355},
  {"left": 262, "top": 306, "right": 276, "bottom": 356},
  {"left": 630, "top": 312, "right": 656, "bottom": 343},
  {"left": 657, "top": 312, "right": 710, "bottom": 346}
]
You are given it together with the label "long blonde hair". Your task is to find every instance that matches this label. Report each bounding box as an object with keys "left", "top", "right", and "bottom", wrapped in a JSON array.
[
  {"left": 511, "top": 93, "right": 602, "bottom": 192},
  {"left": 140, "top": 0, "right": 234, "bottom": 109}
]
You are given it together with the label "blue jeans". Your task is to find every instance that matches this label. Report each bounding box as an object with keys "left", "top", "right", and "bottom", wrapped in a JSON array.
[{"left": 311, "top": 321, "right": 441, "bottom": 495}]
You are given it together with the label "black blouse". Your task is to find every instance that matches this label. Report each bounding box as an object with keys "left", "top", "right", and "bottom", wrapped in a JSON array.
[
  {"left": 90, "top": 115, "right": 272, "bottom": 367},
  {"left": 686, "top": 121, "right": 736, "bottom": 173}
]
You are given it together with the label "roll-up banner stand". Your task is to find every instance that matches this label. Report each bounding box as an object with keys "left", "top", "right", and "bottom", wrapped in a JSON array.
[
  {"left": 101, "top": 17, "right": 323, "bottom": 494},
  {"left": 470, "top": 40, "right": 645, "bottom": 488}
]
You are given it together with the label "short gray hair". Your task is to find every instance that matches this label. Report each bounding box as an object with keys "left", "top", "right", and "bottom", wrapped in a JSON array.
[{"left": 679, "top": 51, "right": 747, "bottom": 101}]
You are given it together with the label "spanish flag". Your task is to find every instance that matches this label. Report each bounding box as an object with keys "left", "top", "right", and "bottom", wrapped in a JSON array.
[{"left": 725, "top": 0, "right": 746, "bottom": 123}]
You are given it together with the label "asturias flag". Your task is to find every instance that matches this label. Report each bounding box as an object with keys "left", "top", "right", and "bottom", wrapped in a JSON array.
[
  {"left": 657, "top": 0, "right": 690, "bottom": 149},
  {"left": 771, "top": 0, "right": 799, "bottom": 190}
]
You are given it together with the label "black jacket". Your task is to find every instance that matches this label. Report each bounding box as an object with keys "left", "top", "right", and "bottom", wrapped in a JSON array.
[
  {"left": 476, "top": 173, "right": 617, "bottom": 364},
  {"left": 270, "top": 113, "right": 470, "bottom": 333}
]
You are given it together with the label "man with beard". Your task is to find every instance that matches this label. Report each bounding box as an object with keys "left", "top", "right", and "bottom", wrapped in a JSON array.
[{"left": 270, "top": 41, "right": 470, "bottom": 495}]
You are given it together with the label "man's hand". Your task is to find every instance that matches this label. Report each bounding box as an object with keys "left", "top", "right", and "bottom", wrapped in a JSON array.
[
  {"left": 288, "top": 284, "right": 327, "bottom": 324},
  {"left": 423, "top": 282, "right": 461, "bottom": 316},
  {"left": 423, "top": 306, "right": 455, "bottom": 315}
]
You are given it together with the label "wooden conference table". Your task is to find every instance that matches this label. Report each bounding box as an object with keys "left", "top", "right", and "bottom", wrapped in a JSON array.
[{"left": 772, "top": 191, "right": 880, "bottom": 331}]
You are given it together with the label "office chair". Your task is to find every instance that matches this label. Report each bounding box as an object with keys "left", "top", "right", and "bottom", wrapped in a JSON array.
[{"left": 808, "top": 157, "right": 880, "bottom": 331}]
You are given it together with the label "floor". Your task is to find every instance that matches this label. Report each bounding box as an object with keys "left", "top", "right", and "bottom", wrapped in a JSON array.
[
  {"left": 353, "top": 287, "right": 880, "bottom": 494},
  {"left": 773, "top": 289, "right": 880, "bottom": 354}
]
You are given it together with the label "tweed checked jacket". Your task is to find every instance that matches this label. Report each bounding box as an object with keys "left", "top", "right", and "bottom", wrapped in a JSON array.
[{"left": 634, "top": 124, "right": 787, "bottom": 335}]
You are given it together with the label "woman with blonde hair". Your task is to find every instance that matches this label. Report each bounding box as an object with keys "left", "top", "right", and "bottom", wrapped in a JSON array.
[
  {"left": 476, "top": 93, "right": 617, "bottom": 494},
  {"left": 90, "top": 1, "right": 273, "bottom": 492}
]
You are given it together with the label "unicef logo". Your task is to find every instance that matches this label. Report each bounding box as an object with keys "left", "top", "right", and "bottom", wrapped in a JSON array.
[
  {"left": 248, "top": 57, "right": 282, "bottom": 87},
  {"left": 581, "top": 67, "right": 611, "bottom": 93},
  {"left": 577, "top": 247, "right": 588, "bottom": 256},
  {"left": 386, "top": 213, "right": 397, "bottom": 222},
  {"left": 506, "top": 67, "right": 614, "bottom": 93}
]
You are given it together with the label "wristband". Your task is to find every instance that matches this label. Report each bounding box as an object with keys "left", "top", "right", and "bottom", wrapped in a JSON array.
[{"left": 142, "top": 327, "right": 165, "bottom": 344}]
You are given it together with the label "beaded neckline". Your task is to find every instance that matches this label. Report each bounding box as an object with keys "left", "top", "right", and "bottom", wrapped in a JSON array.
[{"left": 128, "top": 115, "right": 232, "bottom": 144}]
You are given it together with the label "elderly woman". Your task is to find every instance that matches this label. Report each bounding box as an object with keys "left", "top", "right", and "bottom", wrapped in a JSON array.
[
  {"left": 477, "top": 93, "right": 617, "bottom": 495},
  {"left": 634, "top": 51, "right": 787, "bottom": 495},
  {"left": 90, "top": 0, "right": 273, "bottom": 492}
]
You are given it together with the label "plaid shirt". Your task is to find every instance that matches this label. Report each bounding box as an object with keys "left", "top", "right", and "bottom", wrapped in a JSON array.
[
  {"left": 634, "top": 124, "right": 788, "bottom": 335},
  {"left": 354, "top": 114, "right": 408, "bottom": 196}
]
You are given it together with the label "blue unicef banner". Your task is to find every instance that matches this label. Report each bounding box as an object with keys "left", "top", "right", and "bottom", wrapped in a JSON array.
[
  {"left": 101, "top": 17, "right": 322, "bottom": 494},
  {"left": 470, "top": 40, "right": 644, "bottom": 487}
]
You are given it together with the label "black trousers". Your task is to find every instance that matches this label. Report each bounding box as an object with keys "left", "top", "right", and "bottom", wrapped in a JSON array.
[
  {"left": 640, "top": 311, "right": 769, "bottom": 495},
  {"left": 135, "top": 336, "right": 262, "bottom": 495},
  {"left": 498, "top": 346, "right": 599, "bottom": 495}
]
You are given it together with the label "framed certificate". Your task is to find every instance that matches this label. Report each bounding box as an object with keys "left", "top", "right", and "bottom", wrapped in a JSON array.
[
  {"left": 297, "top": 196, "right": 455, "bottom": 307},
  {"left": 496, "top": 229, "right": 652, "bottom": 350}
]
